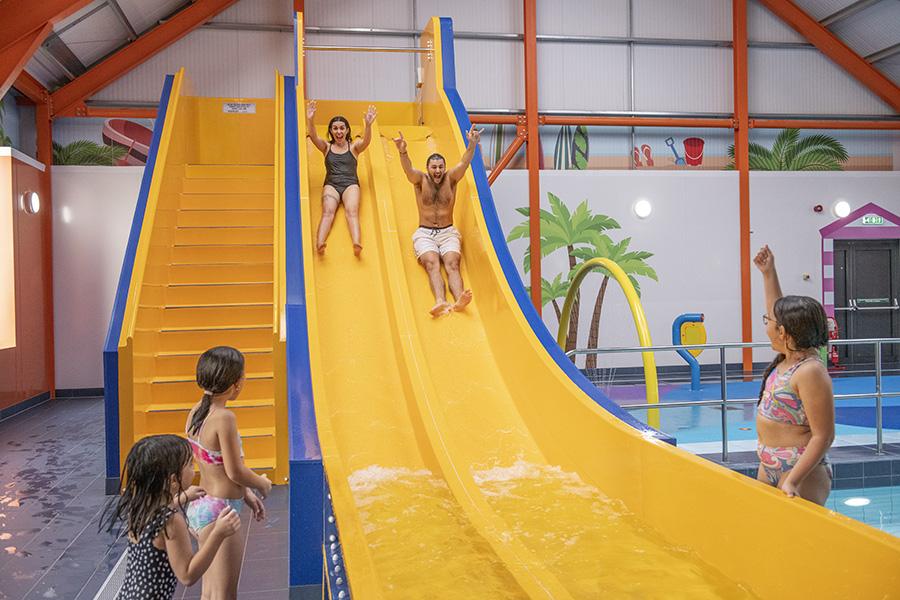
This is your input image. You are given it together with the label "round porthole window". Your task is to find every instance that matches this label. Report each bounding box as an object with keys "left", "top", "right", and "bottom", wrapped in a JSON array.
[{"left": 22, "top": 191, "right": 40, "bottom": 214}]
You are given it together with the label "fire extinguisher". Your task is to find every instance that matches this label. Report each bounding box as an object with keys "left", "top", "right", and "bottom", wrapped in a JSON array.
[{"left": 826, "top": 317, "right": 843, "bottom": 370}]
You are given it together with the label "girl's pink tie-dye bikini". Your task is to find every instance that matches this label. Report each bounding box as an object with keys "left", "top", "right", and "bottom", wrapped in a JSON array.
[
  {"left": 185, "top": 420, "right": 244, "bottom": 533},
  {"left": 757, "top": 357, "right": 832, "bottom": 485}
]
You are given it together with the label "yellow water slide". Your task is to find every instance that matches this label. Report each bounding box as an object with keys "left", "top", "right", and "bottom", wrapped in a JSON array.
[
  {"left": 295, "top": 18, "right": 900, "bottom": 599},
  {"left": 108, "top": 69, "right": 288, "bottom": 483}
]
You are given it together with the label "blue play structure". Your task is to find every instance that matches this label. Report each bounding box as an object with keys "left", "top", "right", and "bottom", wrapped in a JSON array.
[{"left": 673, "top": 313, "right": 704, "bottom": 391}]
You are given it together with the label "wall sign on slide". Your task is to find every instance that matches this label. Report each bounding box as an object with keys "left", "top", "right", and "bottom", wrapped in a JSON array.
[{"left": 223, "top": 102, "right": 256, "bottom": 114}]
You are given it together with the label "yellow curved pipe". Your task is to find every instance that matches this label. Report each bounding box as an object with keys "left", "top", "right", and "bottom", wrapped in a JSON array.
[{"left": 557, "top": 258, "right": 660, "bottom": 428}]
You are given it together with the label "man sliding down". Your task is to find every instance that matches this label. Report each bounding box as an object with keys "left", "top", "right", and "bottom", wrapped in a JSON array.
[{"left": 393, "top": 125, "right": 482, "bottom": 317}]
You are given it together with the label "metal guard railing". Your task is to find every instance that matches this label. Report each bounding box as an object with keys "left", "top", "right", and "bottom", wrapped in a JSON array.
[{"left": 567, "top": 338, "right": 900, "bottom": 461}]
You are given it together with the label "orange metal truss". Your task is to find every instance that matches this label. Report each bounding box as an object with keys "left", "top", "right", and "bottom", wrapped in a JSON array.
[
  {"left": 51, "top": 0, "right": 240, "bottom": 117},
  {"left": 523, "top": 0, "right": 541, "bottom": 312},
  {"left": 733, "top": 0, "right": 753, "bottom": 375},
  {"left": 487, "top": 121, "right": 527, "bottom": 186},
  {"left": 0, "top": 23, "right": 52, "bottom": 98},
  {"left": 0, "top": 0, "right": 93, "bottom": 53},
  {"left": 12, "top": 71, "right": 49, "bottom": 104},
  {"left": 540, "top": 115, "right": 735, "bottom": 128},
  {"left": 751, "top": 118, "right": 900, "bottom": 130},
  {"left": 66, "top": 103, "right": 158, "bottom": 119},
  {"left": 758, "top": 0, "right": 900, "bottom": 113}
]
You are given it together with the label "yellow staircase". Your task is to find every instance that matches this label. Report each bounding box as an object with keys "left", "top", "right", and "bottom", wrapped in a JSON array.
[
  {"left": 117, "top": 71, "right": 287, "bottom": 481},
  {"left": 136, "top": 165, "right": 276, "bottom": 471}
]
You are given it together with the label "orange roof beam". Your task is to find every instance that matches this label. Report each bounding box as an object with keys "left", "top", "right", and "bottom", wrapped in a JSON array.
[
  {"left": 50, "top": 0, "right": 240, "bottom": 118},
  {"left": 0, "top": 0, "right": 93, "bottom": 53},
  {"left": 759, "top": 0, "right": 900, "bottom": 113},
  {"left": 0, "top": 23, "right": 52, "bottom": 98},
  {"left": 12, "top": 71, "right": 49, "bottom": 105}
]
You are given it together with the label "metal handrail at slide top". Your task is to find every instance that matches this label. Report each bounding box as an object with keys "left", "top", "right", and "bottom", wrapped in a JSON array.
[{"left": 567, "top": 338, "right": 900, "bottom": 461}]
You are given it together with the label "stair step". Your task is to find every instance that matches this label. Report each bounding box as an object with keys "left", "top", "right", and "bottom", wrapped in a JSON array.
[
  {"left": 171, "top": 244, "right": 273, "bottom": 264},
  {"left": 147, "top": 351, "right": 273, "bottom": 378},
  {"left": 146, "top": 377, "right": 272, "bottom": 404},
  {"left": 157, "top": 328, "right": 272, "bottom": 353},
  {"left": 155, "top": 323, "right": 272, "bottom": 333},
  {"left": 138, "top": 304, "right": 274, "bottom": 330},
  {"left": 174, "top": 226, "right": 273, "bottom": 246},
  {"left": 184, "top": 165, "right": 273, "bottom": 180},
  {"left": 156, "top": 282, "right": 273, "bottom": 306},
  {"left": 168, "top": 263, "right": 273, "bottom": 285},
  {"left": 177, "top": 209, "right": 273, "bottom": 228},
  {"left": 182, "top": 179, "right": 273, "bottom": 195},
  {"left": 145, "top": 397, "right": 275, "bottom": 413},
  {"left": 137, "top": 425, "right": 273, "bottom": 440},
  {"left": 245, "top": 458, "right": 276, "bottom": 471},
  {"left": 148, "top": 371, "right": 273, "bottom": 385},
  {"left": 180, "top": 193, "right": 273, "bottom": 210}
]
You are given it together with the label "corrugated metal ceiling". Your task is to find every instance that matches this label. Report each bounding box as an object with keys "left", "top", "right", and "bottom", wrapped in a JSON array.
[{"left": 19, "top": 0, "right": 900, "bottom": 98}]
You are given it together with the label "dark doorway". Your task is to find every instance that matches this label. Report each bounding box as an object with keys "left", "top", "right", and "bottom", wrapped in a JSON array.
[{"left": 833, "top": 239, "right": 900, "bottom": 368}]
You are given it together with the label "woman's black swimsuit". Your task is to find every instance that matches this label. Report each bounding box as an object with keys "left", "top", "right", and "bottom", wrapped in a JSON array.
[{"left": 324, "top": 145, "right": 359, "bottom": 198}]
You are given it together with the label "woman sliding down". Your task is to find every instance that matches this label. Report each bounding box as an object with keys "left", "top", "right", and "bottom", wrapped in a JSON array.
[{"left": 307, "top": 101, "right": 376, "bottom": 257}]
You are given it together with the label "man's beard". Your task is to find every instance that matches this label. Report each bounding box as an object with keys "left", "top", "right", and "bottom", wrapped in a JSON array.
[{"left": 430, "top": 173, "right": 444, "bottom": 187}]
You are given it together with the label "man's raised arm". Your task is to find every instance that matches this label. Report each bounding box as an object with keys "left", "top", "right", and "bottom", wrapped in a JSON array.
[
  {"left": 448, "top": 125, "right": 483, "bottom": 184},
  {"left": 392, "top": 132, "right": 423, "bottom": 184}
]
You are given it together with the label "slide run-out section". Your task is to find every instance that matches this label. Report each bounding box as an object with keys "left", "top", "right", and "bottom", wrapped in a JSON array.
[{"left": 289, "top": 17, "right": 900, "bottom": 600}]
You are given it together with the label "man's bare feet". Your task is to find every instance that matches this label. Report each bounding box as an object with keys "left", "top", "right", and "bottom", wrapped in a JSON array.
[
  {"left": 316, "top": 243, "right": 326, "bottom": 255},
  {"left": 353, "top": 244, "right": 363, "bottom": 257},
  {"left": 429, "top": 301, "right": 451, "bottom": 318},
  {"left": 452, "top": 289, "right": 473, "bottom": 312}
]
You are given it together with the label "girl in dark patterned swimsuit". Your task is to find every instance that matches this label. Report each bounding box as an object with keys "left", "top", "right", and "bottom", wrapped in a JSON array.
[
  {"left": 102, "top": 435, "right": 240, "bottom": 599},
  {"left": 306, "top": 100, "right": 376, "bottom": 256}
]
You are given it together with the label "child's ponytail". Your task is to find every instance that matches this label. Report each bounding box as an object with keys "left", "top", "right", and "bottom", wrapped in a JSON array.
[{"left": 187, "top": 346, "right": 245, "bottom": 436}]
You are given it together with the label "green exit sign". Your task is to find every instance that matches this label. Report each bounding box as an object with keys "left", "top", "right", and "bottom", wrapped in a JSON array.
[{"left": 861, "top": 214, "right": 885, "bottom": 225}]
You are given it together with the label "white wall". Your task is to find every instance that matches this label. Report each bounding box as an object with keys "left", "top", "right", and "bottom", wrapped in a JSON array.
[
  {"left": 52, "top": 166, "right": 143, "bottom": 389},
  {"left": 748, "top": 172, "right": 900, "bottom": 362},
  {"left": 494, "top": 170, "right": 743, "bottom": 368},
  {"left": 492, "top": 170, "right": 900, "bottom": 368},
  {"left": 49, "top": 164, "right": 900, "bottom": 384}
]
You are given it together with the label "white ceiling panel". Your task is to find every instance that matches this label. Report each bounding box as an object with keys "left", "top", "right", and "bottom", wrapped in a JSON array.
[
  {"left": 415, "top": 0, "right": 520, "bottom": 33},
  {"left": 829, "top": 1, "right": 900, "bottom": 58},
  {"left": 633, "top": 0, "right": 732, "bottom": 41},
  {"left": 57, "top": 4, "right": 130, "bottom": 66},
  {"left": 307, "top": 0, "right": 412, "bottom": 29},
  {"left": 117, "top": 0, "right": 191, "bottom": 35},
  {"left": 536, "top": 0, "right": 629, "bottom": 37},
  {"left": 791, "top": 0, "right": 858, "bottom": 21},
  {"left": 538, "top": 43, "right": 629, "bottom": 111},
  {"left": 748, "top": 0, "right": 806, "bottom": 43},
  {"left": 212, "top": 0, "right": 294, "bottom": 26},
  {"left": 53, "top": 1, "right": 108, "bottom": 32}
]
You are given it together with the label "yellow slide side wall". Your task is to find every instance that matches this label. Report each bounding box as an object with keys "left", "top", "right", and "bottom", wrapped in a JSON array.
[{"left": 421, "top": 17, "right": 899, "bottom": 599}]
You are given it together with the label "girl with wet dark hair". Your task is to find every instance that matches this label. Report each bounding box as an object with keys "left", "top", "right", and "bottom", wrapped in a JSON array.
[
  {"left": 306, "top": 100, "right": 377, "bottom": 256},
  {"left": 184, "top": 346, "right": 272, "bottom": 598},
  {"left": 101, "top": 434, "right": 240, "bottom": 599},
  {"left": 754, "top": 245, "right": 834, "bottom": 505}
]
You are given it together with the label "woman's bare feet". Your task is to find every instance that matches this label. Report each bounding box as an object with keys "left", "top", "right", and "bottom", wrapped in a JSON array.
[
  {"left": 429, "top": 300, "right": 451, "bottom": 317},
  {"left": 316, "top": 243, "right": 327, "bottom": 255},
  {"left": 353, "top": 244, "right": 363, "bottom": 257},
  {"left": 452, "top": 290, "right": 473, "bottom": 312}
]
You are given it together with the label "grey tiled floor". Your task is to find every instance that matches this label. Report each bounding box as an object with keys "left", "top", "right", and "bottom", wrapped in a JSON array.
[{"left": 0, "top": 397, "right": 288, "bottom": 600}]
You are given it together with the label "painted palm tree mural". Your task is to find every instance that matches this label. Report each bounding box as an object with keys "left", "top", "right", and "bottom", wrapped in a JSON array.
[
  {"left": 52, "top": 140, "right": 126, "bottom": 166},
  {"left": 507, "top": 192, "right": 657, "bottom": 364},
  {"left": 727, "top": 128, "right": 848, "bottom": 170}
]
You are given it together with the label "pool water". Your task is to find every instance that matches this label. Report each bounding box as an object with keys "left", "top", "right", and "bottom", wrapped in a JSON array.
[{"left": 828, "top": 486, "right": 900, "bottom": 537}]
